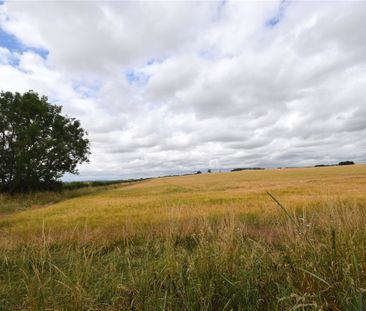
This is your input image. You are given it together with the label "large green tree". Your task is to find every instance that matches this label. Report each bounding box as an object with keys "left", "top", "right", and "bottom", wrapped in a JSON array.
[{"left": 0, "top": 90, "right": 90, "bottom": 192}]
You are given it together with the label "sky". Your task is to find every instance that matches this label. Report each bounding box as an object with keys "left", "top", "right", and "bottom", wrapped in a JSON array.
[{"left": 0, "top": 1, "right": 366, "bottom": 180}]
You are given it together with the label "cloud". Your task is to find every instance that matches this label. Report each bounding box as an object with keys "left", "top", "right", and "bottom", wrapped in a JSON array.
[
  {"left": 1, "top": 2, "right": 215, "bottom": 74},
  {"left": 0, "top": 0, "right": 366, "bottom": 179}
]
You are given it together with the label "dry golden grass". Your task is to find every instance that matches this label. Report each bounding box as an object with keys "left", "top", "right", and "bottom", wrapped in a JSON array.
[
  {"left": 1, "top": 165, "right": 366, "bottom": 310},
  {"left": 1, "top": 164, "right": 365, "bottom": 247}
]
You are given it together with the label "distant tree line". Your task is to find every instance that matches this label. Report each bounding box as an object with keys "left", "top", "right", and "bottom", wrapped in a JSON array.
[
  {"left": 231, "top": 167, "right": 265, "bottom": 172},
  {"left": 315, "top": 161, "right": 355, "bottom": 168}
]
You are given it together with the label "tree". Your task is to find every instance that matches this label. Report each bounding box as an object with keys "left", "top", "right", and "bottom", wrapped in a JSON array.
[
  {"left": 0, "top": 90, "right": 90, "bottom": 192},
  {"left": 339, "top": 161, "right": 355, "bottom": 166}
]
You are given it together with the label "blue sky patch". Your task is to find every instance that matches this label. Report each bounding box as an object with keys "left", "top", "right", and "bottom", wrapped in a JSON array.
[
  {"left": 0, "top": 26, "right": 49, "bottom": 60},
  {"left": 124, "top": 69, "right": 150, "bottom": 87},
  {"left": 146, "top": 58, "right": 156, "bottom": 66},
  {"left": 266, "top": 0, "right": 289, "bottom": 28},
  {"left": 72, "top": 79, "right": 102, "bottom": 99},
  {"left": 125, "top": 70, "right": 140, "bottom": 83},
  {"left": 0, "top": 28, "right": 23, "bottom": 52},
  {"left": 146, "top": 58, "right": 165, "bottom": 66}
]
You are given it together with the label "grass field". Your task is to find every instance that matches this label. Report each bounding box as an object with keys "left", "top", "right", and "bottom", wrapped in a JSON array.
[{"left": 1, "top": 165, "right": 366, "bottom": 310}]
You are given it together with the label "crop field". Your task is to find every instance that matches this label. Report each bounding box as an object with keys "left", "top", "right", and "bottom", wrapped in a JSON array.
[{"left": 1, "top": 165, "right": 366, "bottom": 310}]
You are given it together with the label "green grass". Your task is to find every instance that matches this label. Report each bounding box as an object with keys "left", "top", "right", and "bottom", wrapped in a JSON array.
[
  {"left": 0, "top": 185, "right": 111, "bottom": 215},
  {"left": 1, "top": 210, "right": 365, "bottom": 310},
  {"left": 1, "top": 165, "right": 366, "bottom": 310},
  {"left": 0, "top": 180, "right": 144, "bottom": 215}
]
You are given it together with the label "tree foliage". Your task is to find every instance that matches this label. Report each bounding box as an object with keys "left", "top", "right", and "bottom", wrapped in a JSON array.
[
  {"left": 0, "top": 90, "right": 90, "bottom": 192},
  {"left": 339, "top": 161, "right": 355, "bottom": 166}
]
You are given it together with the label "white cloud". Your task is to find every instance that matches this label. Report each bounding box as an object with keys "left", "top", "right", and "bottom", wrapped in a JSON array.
[{"left": 1, "top": 0, "right": 366, "bottom": 179}]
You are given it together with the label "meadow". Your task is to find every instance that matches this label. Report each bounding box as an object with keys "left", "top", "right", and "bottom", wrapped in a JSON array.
[{"left": 1, "top": 165, "right": 366, "bottom": 310}]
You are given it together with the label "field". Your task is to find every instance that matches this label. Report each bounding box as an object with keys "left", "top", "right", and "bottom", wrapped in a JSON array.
[{"left": 1, "top": 165, "right": 366, "bottom": 310}]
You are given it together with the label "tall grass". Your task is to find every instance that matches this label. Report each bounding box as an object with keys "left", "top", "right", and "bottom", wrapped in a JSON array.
[
  {"left": 1, "top": 199, "right": 366, "bottom": 310},
  {"left": 1, "top": 165, "right": 366, "bottom": 310},
  {"left": 0, "top": 181, "right": 141, "bottom": 215}
]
